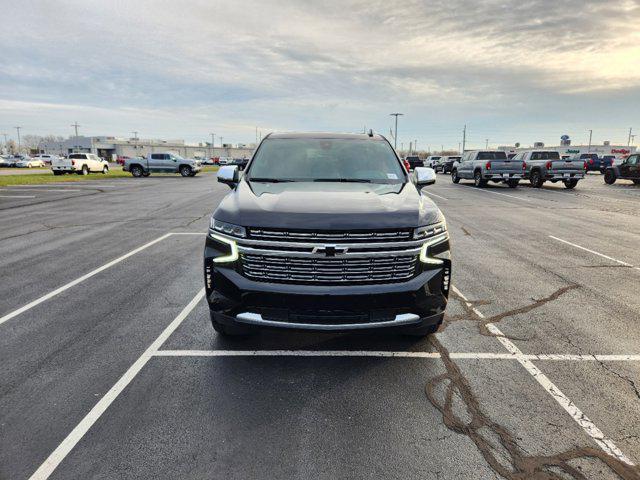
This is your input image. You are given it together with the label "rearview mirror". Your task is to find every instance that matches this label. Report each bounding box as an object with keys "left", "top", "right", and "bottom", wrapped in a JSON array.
[
  {"left": 217, "top": 165, "right": 239, "bottom": 187},
  {"left": 414, "top": 167, "right": 436, "bottom": 187}
]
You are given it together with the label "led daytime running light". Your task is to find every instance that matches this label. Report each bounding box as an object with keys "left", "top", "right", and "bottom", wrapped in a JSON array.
[
  {"left": 419, "top": 232, "right": 449, "bottom": 264},
  {"left": 210, "top": 233, "right": 239, "bottom": 263}
]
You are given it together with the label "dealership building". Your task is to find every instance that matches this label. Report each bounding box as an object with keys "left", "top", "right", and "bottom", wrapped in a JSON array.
[
  {"left": 497, "top": 138, "right": 636, "bottom": 160},
  {"left": 39, "top": 136, "right": 256, "bottom": 160}
]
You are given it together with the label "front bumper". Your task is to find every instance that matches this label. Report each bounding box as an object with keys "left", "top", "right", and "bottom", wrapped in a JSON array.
[
  {"left": 204, "top": 238, "right": 450, "bottom": 333},
  {"left": 52, "top": 166, "right": 76, "bottom": 172}
]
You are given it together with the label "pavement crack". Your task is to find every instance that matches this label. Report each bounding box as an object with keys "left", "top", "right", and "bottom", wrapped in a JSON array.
[
  {"left": 461, "top": 226, "right": 472, "bottom": 236},
  {"left": 425, "top": 336, "right": 640, "bottom": 479},
  {"left": 444, "top": 285, "right": 580, "bottom": 340},
  {"left": 596, "top": 362, "right": 640, "bottom": 402}
]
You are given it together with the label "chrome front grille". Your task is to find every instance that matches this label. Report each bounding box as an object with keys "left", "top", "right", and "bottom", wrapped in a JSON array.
[
  {"left": 241, "top": 253, "right": 417, "bottom": 284},
  {"left": 248, "top": 228, "right": 412, "bottom": 243}
]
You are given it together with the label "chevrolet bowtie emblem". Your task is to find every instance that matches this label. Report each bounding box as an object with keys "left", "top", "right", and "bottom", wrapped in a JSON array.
[{"left": 312, "top": 245, "right": 349, "bottom": 257}]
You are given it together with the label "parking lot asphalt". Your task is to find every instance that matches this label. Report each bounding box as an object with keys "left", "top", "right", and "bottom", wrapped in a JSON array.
[{"left": 1, "top": 172, "right": 639, "bottom": 479}]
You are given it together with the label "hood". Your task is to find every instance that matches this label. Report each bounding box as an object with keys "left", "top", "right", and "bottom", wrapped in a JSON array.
[{"left": 213, "top": 180, "right": 443, "bottom": 230}]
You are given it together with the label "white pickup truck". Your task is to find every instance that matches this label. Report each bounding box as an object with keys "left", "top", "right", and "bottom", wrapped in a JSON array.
[{"left": 51, "top": 153, "right": 109, "bottom": 176}]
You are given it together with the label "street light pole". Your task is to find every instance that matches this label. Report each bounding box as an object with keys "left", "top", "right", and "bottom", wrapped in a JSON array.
[
  {"left": 210, "top": 133, "right": 215, "bottom": 157},
  {"left": 389, "top": 113, "right": 403, "bottom": 150},
  {"left": 14, "top": 126, "right": 22, "bottom": 153},
  {"left": 1, "top": 133, "right": 7, "bottom": 153},
  {"left": 628, "top": 127, "right": 633, "bottom": 146},
  {"left": 588, "top": 129, "right": 593, "bottom": 153},
  {"left": 462, "top": 124, "right": 466, "bottom": 153},
  {"left": 485, "top": 139, "right": 489, "bottom": 149},
  {"left": 71, "top": 122, "right": 81, "bottom": 153}
]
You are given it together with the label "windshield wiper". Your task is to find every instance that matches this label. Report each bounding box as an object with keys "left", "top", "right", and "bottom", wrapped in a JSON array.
[
  {"left": 312, "top": 178, "right": 372, "bottom": 183},
  {"left": 248, "top": 178, "right": 295, "bottom": 183}
]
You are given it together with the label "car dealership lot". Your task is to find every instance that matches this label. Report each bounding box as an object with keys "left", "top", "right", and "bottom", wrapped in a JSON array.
[{"left": 1, "top": 173, "right": 639, "bottom": 479}]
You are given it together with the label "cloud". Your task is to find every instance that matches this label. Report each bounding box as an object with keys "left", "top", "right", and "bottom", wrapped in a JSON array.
[{"left": 1, "top": 0, "right": 638, "bottom": 147}]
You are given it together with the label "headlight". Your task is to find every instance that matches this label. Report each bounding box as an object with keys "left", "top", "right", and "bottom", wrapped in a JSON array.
[
  {"left": 414, "top": 221, "right": 447, "bottom": 240},
  {"left": 209, "top": 218, "right": 246, "bottom": 238},
  {"left": 416, "top": 221, "right": 449, "bottom": 264}
]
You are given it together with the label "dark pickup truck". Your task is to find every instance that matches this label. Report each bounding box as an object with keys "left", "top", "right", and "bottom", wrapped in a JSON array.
[
  {"left": 204, "top": 132, "right": 451, "bottom": 337},
  {"left": 580, "top": 153, "right": 612, "bottom": 173},
  {"left": 405, "top": 155, "right": 423, "bottom": 170}
]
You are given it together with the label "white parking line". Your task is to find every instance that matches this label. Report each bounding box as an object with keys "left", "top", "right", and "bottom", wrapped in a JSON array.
[
  {"left": 0, "top": 195, "right": 37, "bottom": 198},
  {"left": 474, "top": 188, "right": 532, "bottom": 202},
  {"left": 0, "top": 233, "right": 168, "bottom": 326},
  {"left": 153, "top": 350, "right": 640, "bottom": 361},
  {"left": 0, "top": 188, "right": 82, "bottom": 192},
  {"left": 452, "top": 285, "right": 634, "bottom": 466},
  {"left": 426, "top": 192, "right": 449, "bottom": 201},
  {"left": 549, "top": 235, "right": 639, "bottom": 271},
  {"left": 28, "top": 289, "right": 205, "bottom": 480},
  {"left": 0, "top": 232, "right": 206, "bottom": 327}
]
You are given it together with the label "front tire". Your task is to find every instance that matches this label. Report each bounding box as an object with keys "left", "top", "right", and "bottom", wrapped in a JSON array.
[
  {"left": 180, "top": 165, "right": 192, "bottom": 177},
  {"left": 633, "top": 179, "right": 640, "bottom": 185},
  {"left": 604, "top": 170, "right": 617, "bottom": 185},
  {"left": 102, "top": 166, "right": 109, "bottom": 174},
  {"left": 563, "top": 179, "right": 578, "bottom": 189},
  {"left": 130, "top": 165, "right": 144, "bottom": 178},
  {"left": 474, "top": 170, "right": 487, "bottom": 188},
  {"left": 78, "top": 165, "right": 89, "bottom": 175},
  {"left": 451, "top": 169, "right": 460, "bottom": 184}
]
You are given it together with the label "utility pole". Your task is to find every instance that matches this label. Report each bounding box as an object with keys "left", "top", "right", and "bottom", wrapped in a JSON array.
[
  {"left": 71, "top": 122, "right": 80, "bottom": 153},
  {"left": 631, "top": 134, "right": 636, "bottom": 145},
  {"left": 458, "top": 142, "right": 461, "bottom": 153},
  {"left": 628, "top": 127, "right": 633, "bottom": 146},
  {"left": 462, "top": 124, "right": 466, "bottom": 153},
  {"left": 132, "top": 131, "right": 138, "bottom": 140},
  {"left": 414, "top": 139, "right": 417, "bottom": 152},
  {"left": 1, "top": 133, "right": 7, "bottom": 153},
  {"left": 588, "top": 129, "right": 593, "bottom": 153},
  {"left": 485, "top": 139, "right": 489, "bottom": 149},
  {"left": 389, "top": 113, "right": 403, "bottom": 150},
  {"left": 15, "top": 126, "right": 22, "bottom": 153},
  {"left": 210, "top": 133, "right": 215, "bottom": 157},
  {"left": 441, "top": 144, "right": 444, "bottom": 152}
]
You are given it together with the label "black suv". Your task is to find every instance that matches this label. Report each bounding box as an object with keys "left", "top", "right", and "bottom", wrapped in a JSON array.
[{"left": 204, "top": 133, "right": 451, "bottom": 337}]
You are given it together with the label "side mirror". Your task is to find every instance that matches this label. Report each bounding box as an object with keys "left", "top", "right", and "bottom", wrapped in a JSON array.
[
  {"left": 217, "top": 165, "right": 239, "bottom": 187},
  {"left": 414, "top": 167, "right": 436, "bottom": 187}
]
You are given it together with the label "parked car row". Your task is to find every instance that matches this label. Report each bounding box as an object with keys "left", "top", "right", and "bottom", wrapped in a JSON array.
[
  {"left": 0, "top": 154, "right": 50, "bottom": 168},
  {"left": 440, "top": 149, "right": 639, "bottom": 189}
]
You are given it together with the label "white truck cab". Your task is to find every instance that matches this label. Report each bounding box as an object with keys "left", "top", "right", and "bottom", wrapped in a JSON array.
[{"left": 51, "top": 153, "right": 109, "bottom": 175}]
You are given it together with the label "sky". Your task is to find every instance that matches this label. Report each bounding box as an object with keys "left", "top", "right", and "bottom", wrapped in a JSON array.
[{"left": 1, "top": 0, "right": 639, "bottom": 150}]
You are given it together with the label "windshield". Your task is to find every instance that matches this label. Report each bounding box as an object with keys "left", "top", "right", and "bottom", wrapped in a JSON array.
[
  {"left": 247, "top": 138, "right": 405, "bottom": 183},
  {"left": 477, "top": 151, "right": 507, "bottom": 160},
  {"left": 531, "top": 152, "right": 560, "bottom": 160}
]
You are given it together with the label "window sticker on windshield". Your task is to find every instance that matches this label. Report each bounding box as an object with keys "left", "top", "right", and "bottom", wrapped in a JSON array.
[{"left": 387, "top": 173, "right": 398, "bottom": 179}]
